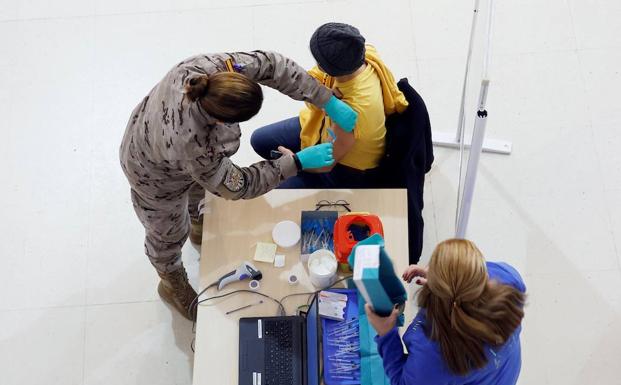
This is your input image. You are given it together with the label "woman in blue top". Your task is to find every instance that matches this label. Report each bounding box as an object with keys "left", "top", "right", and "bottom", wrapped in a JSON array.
[{"left": 365, "top": 239, "right": 526, "bottom": 385}]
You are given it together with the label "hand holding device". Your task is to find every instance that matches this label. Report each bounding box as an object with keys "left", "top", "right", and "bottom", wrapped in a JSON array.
[{"left": 295, "top": 143, "right": 334, "bottom": 169}]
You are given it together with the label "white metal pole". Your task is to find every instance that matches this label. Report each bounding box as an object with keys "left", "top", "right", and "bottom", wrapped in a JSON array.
[
  {"left": 431, "top": 0, "right": 511, "bottom": 155},
  {"left": 455, "top": 0, "right": 495, "bottom": 238},
  {"left": 455, "top": 0, "right": 481, "bottom": 143},
  {"left": 481, "top": 0, "right": 494, "bottom": 79},
  {"left": 454, "top": 0, "right": 482, "bottom": 230},
  {"left": 456, "top": 80, "right": 490, "bottom": 238}
]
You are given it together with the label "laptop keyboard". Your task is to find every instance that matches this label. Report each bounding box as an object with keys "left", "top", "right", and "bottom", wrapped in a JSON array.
[{"left": 264, "top": 320, "right": 294, "bottom": 385}]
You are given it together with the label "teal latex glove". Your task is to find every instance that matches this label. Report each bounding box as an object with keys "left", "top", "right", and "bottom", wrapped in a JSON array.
[
  {"left": 324, "top": 95, "right": 358, "bottom": 132},
  {"left": 296, "top": 143, "right": 334, "bottom": 169}
]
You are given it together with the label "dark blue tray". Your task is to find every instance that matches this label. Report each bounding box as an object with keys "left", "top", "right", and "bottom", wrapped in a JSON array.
[{"left": 321, "top": 289, "right": 360, "bottom": 385}]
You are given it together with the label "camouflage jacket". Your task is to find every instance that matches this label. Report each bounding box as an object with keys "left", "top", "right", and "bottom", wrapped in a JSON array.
[{"left": 120, "top": 50, "right": 332, "bottom": 200}]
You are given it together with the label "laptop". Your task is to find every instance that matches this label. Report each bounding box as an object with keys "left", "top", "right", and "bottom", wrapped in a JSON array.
[{"left": 238, "top": 296, "right": 321, "bottom": 385}]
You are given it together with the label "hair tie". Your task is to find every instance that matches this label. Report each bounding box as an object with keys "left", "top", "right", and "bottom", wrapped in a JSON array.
[{"left": 184, "top": 76, "right": 209, "bottom": 100}]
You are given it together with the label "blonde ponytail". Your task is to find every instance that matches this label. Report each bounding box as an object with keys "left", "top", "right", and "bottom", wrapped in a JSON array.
[{"left": 418, "top": 239, "right": 525, "bottom": 375}]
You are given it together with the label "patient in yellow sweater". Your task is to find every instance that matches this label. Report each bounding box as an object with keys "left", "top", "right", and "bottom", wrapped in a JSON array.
[
  {"left": 251, "top": 22, "right": 403, "bottom": 188},
  {"left": 303, "top": 58, "right": 386, "bottom": 171}
]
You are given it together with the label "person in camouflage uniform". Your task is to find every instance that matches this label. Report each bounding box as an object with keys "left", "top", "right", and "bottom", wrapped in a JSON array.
[{"left": 120, "top": 50, "right": 357, "bottom": 321}]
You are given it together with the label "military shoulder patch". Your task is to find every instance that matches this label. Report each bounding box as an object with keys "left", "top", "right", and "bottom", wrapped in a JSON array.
[{"left": 223, "top": 166, "right": 245, "bottom": 192}]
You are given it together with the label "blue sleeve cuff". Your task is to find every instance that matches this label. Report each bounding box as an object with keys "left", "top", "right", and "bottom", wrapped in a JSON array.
[{"left": 375, "top": 327, "right": 400, "bottom": 348}]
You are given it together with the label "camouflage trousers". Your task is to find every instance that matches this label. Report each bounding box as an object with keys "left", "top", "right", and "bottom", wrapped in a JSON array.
[{"left": 130, "top": 182, "right": 204, "bottom": 273}]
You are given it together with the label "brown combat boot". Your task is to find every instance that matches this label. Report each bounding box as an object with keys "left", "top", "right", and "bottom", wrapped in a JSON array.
[
  {"left": 157, "top": 265, "right": 198, "bottom": 321},
  {"left": 189, "top": 218, "right": 203, "bottom": 245}
]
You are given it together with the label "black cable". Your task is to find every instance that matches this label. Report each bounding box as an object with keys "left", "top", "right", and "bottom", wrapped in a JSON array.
[
  {"left": 196, "top": 289, "right": 286, "bottom": 316},
  {"left": 195, "top": 276, "right": 352, "bottom": 319},
  {"left": 188, "top": 280, "right": 223, "bottom": 353},
  {"left": 280, "top": 292, "right": 316, "bottom": 308},
  {"left": 189, "top": 281, "right": 218, "bottom": 320},
  {"left": 280, "top": 275, "right": 353, "bottom": 307},
  {"left": 281, "top": 275, "right": 354, "bottom": 308},
  {"left": 330, "top": 275, "right": 354, "bottom": 288},
  {"left": 296, "top": 305, "right": 310, "bottom": 314},
  {"left": 189, "top": 276, "right": 353, "bottom": 352}
]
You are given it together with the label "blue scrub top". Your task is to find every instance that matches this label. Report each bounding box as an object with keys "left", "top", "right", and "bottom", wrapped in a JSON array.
[{"left": 375, "top": 262, "right": 526, "bottom": 385}]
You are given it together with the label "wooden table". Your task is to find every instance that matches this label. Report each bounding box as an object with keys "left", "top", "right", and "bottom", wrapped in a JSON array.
[{"left": 192, "top": 189, "right": 410, "bottom": 385}]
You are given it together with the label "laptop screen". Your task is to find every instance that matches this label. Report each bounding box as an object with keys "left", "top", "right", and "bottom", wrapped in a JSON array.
[{"left": 306, "top": 295, "right": 320, "bottom": 385}]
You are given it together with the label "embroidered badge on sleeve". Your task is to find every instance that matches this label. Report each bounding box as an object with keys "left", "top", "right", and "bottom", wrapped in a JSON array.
[{"left": 223, "top": 166, "right": 245, "bottom": 192}]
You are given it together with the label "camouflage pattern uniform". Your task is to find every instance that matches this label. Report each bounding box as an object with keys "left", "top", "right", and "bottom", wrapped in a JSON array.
[{"left": 120, "top": 51, "right": 331, "bottom": 273}]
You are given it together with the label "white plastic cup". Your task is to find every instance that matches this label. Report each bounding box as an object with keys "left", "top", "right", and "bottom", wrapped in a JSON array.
[{"left": 308, "top": 249, "right": 338, "bottom": 288}]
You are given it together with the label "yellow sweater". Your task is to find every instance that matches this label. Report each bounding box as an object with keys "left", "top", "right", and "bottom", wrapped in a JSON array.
[{"left": 299, "top": 45, "right": 408, "bottom": 170}]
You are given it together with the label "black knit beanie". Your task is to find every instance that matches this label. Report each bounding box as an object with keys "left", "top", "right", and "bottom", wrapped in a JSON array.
[{"left": 310, "top": 22, "right": 366, "bottom": 77}]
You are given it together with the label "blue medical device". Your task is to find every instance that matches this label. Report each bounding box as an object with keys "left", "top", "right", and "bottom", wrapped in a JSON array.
[{"left": 349, "top": 234, "right": 407, "bottom": 321}]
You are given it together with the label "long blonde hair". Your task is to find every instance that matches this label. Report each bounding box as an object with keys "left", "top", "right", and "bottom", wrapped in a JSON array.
[{"left": 417, "top": 239, "right": 525, "bottom": 375}]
